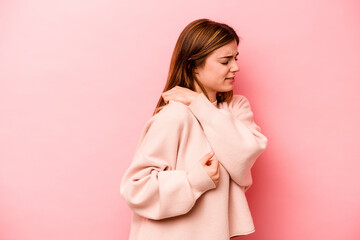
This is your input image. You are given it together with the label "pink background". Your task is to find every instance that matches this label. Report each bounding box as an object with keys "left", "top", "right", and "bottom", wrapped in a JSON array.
[{"left": 1, "top": 0, "right": 359, "bottom": 239}]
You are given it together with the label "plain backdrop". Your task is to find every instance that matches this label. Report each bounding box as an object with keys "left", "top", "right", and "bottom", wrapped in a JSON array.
[{"left": 1, "top": 0, "right": 359, "bottom": 239}]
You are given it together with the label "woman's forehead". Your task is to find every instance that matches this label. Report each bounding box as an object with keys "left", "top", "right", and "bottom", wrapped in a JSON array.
[{"left": 211, "top": 41, "right": 238, "bottom": 58}]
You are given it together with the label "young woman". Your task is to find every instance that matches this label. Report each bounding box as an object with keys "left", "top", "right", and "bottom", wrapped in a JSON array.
[{"left": 120, "top": 18, "right": 268, "bottom": 240}]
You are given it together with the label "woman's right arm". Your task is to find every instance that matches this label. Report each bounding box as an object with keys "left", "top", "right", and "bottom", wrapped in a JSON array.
[{"left": 120, "top": 112, "right": 216, "bottom": 220}]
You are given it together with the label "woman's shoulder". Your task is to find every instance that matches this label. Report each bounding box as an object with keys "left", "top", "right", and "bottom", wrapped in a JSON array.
[
  {"left": 230, "top": 94, "right": 249, "bottom": 103},
  {"left": 134, "top": 101, "right": 192, "bottom": 152},
  {"left": 226, "top": 94, "right": 251, "bottom": 110},
  {"left": 149, "top": 100, "right": 192, "bottom": 127}
]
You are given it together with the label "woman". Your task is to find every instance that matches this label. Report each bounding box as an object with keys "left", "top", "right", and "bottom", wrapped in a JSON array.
[{"left": 120, "top": 18, "right": 268, "bottom": 240}]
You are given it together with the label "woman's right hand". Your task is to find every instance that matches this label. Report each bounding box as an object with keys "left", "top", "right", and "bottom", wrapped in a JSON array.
[{"left": 199, "top": 151, "right": 220, "bottom": 186}]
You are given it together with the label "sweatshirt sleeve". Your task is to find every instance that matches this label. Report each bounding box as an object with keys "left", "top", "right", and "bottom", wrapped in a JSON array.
[
  {"left": 188, "top": 92, "right": 268, "bottom": 189},
  {"left": 120, "top": 109, "right": 217, "bottom": 221}
]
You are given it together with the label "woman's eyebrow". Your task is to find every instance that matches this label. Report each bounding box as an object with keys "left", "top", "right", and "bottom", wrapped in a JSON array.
[{"left": 218, "top": 52, "right": 239, "bottom": 59}]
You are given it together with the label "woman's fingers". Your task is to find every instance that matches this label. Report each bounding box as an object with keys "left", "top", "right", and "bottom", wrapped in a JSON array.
[{"left": 199, "top": 151, "right": 220, "bottom": 186}]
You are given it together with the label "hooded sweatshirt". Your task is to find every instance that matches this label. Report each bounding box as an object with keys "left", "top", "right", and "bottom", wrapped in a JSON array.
[{"left": 120, "top": 92, "right": 268, "bottom": 240}]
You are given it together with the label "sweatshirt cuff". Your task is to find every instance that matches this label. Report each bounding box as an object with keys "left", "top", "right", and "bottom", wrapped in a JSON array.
[
  {"left": 187, "top": 159, "right": 217, "bottom": 199},
  {"left": 188, "top": 92, "right": 218, "bottom": 125}
]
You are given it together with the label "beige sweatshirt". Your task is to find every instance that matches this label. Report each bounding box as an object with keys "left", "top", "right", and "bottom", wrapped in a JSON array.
[{"left": 120, "top": 92, "right": 268, "bottom": 240}]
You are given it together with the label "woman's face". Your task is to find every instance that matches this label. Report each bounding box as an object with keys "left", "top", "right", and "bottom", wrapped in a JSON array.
[{"left": 194, "top": 39, "right": 240, "bottom": 95}]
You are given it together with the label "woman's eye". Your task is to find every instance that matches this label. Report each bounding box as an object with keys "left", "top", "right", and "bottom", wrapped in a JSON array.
[
  {"left": 221, "top": 58, "right": 238, "bottom": 65},
  {"left": 221, "top": 62, "right": 228, "bottom": 65}
]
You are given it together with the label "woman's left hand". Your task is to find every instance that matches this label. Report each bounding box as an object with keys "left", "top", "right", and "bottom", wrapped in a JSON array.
[{"left": 161, "top": 86, "right": 200, "bottom": 106}]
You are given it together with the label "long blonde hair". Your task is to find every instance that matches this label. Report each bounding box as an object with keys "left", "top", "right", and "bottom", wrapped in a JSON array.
[{"left": 153, "top": 18, "right": 241, "bottom": 116}]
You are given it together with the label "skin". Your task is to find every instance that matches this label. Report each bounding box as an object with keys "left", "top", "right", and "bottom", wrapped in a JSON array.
[
  {"left": 161, "top": 39, "right": 240, "bottom": 105},
  {"left": 161, "top": 40, "right": 240, "bottom": 185}
]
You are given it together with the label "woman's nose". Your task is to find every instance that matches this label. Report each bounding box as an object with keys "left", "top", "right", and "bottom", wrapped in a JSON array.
[{"left": 231, "top": 61, "right": 240, "bottom": 72}]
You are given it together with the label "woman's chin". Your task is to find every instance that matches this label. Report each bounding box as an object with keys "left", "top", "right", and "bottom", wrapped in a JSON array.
[{"left": 224, "top": 84, "right": 234, "bottom": 90}]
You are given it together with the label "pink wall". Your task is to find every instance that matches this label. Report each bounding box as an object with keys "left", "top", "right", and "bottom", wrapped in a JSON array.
[{"left": 1, "top": 0, "right": 359, "bottom": 239}]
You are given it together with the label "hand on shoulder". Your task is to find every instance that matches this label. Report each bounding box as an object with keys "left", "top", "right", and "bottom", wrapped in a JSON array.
[{"left": 161, "top": 86, "right": 200, "bottom": 106}]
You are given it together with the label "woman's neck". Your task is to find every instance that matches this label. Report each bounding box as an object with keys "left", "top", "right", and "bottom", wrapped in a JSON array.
[{"left": 194, "top": 82, "right": 217, "bottom": 102}]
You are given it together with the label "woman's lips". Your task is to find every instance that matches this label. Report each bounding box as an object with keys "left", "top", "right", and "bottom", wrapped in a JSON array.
[{"left": 225, "top": 77, "right": 235, "bottom": 82}]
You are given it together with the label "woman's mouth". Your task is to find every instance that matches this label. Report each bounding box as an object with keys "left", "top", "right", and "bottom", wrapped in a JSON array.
[{"left": 225, "top": 77, "right": 235, "bottom": 82}]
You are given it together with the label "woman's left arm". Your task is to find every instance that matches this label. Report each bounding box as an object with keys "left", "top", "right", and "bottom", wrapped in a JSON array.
[{"left": 188, "top": 92, "right": 268, "bottom": 189}]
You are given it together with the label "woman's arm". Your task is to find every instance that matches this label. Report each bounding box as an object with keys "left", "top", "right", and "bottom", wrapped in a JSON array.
[
  {"left": 188, "top": 92, "right": 268, "bottom": 189},
  {"left": 120, "top": 110, "right": 216, "bottom": 220}
]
